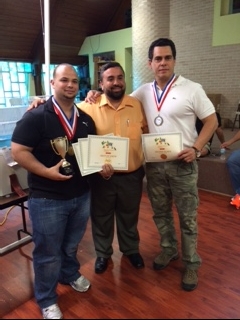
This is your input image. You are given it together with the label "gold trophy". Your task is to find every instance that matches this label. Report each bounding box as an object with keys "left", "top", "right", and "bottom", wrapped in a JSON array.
[{"left": 50, "top": 136, "right": 74, "bottom": 176}]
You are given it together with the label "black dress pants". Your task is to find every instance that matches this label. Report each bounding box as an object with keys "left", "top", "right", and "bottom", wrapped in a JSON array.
[{"left": 88, "top": 166, "right": 145, "bottom": 258}]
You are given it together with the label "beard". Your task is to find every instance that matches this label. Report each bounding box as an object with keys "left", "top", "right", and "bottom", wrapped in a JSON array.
[{"left": 105, "top": 87, "right": 125, "bottom": 100}]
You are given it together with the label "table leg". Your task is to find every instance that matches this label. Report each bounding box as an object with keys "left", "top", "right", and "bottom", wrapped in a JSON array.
[{"left": 17, "top": 202, "right": 32, "bottom": 240}]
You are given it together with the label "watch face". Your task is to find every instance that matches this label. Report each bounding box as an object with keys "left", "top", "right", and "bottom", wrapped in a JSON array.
[{"left": 196, "top": 151, "right": 201, "bottom": 158}]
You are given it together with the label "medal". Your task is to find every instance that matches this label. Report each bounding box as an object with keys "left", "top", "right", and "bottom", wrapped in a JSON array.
[
  {"left": 152, "top": 74, "right": 178, "bottom": 127},
  {"left": 52, "top": 98, "right": 79, "bottom": 156},
  {"left": 154, "top": 115, "right": 163, "bottom": 126}
]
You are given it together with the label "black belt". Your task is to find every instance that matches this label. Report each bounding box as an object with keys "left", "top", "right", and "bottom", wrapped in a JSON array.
[{"left": 114, "top": 166, "right": 143, "bottom": 176}]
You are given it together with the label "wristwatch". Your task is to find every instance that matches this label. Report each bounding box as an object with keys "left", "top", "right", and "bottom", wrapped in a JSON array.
[{"left": 192, "top": 146, "right": 201, "bottom": 158}]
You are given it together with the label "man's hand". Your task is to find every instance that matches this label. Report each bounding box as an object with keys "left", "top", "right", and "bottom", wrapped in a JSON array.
[
  {"left": 99, "top": 163, "right": 114, "bottom": 180},
  {"left": 47, "top": 160, "right": 73, "bottom": 180},
  {"left": 85, "top": 90, "right": 101, "bottom": 103},
  {"left": 221, "top": 141, "right": 231, "bottom": 149},
  {"left": 27, "top": 98, "right": 46, "bottom": 111},
  {"left": 177, "top": 147, "right": 198, "bottom": 163}
]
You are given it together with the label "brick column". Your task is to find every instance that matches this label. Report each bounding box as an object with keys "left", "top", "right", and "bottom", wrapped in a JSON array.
[{"left": 131, "top": 0, "right": 170, "bottom": 90}]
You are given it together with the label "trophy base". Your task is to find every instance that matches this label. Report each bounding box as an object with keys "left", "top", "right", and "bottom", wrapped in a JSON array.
[{"left": 60, "top": 165, "right": 74, "bottom": 176}]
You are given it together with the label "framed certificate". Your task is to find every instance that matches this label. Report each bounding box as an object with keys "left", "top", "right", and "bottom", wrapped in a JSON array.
[
  {"left": 142, "top": 132, "right": 183, "bottom": 162},
  {"left": 87, "top": 135, "right": 129, "bottom": 170}
]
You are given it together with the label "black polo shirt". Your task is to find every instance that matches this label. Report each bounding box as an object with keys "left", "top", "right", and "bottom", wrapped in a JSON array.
[{"left": 11, "top": 97, "right": 96, "bottom": 199}]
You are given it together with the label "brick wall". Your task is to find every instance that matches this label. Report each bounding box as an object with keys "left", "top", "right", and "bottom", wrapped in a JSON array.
[
  {"left": 171, "top": 1, "right": 240, "bottom": 125},
  {"left": 132, "top": 0, "right": 240, "bottom": 127}
]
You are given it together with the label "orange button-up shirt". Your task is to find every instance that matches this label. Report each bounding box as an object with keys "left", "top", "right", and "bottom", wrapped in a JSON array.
[{"left": 78, "top": 94, "right": 148, "bottom": 173}]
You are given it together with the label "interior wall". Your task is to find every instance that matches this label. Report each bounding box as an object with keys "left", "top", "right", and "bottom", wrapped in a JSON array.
[
  {"left": 124, "top": 47, "right": 132, "bottom": 95},
  {"left": 132, "top": 0, "right": 170, "bottom": 89},
  {"left": 170, "top": 0, "right": 240, "bottom": 124},
  {"left": 79, "top": 28, "right": 132, "bottom": 93},
  {"left": 213, "top": 0, "right": 240, "bottom": 45},
  {"left": 79, "top": 1, "right": 240, "bottom": 124}
]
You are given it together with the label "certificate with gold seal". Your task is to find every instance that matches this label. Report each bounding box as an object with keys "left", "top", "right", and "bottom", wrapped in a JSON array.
[
  {"left": 87, "top": 135, "right": 129, "bottom": 170},
  {"left": 142, "top": 132, "right": 183, "bottom": 162}
]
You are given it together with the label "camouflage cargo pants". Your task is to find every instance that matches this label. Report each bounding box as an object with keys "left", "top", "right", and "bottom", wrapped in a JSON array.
[{"left": 145, "top": 160, "right": 202, "bottom": 270}]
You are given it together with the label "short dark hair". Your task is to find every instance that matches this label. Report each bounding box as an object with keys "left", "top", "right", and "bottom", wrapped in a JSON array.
[
  {"left": 99, "top": 61, "right": 125, "bottom": 81},
  {"left": 148, "top": 38, "right": 176, "bottom": 61}
]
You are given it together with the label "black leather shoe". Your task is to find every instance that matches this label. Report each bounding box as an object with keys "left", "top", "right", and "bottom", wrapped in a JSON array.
[
  {"left": 126, "top": 253, "right": 145, "bottom": 269},
  {"left": 95, "top": 257, "right": 108, "bottom": 274}
]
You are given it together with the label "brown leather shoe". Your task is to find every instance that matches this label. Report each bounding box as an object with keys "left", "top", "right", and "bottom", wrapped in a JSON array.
[{"left": 95, "top": 257, "right": 108, "bottom": 274}]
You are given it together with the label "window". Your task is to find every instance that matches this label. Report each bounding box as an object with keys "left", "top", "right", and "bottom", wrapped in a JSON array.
[
  {"left": 0, "top": 62, "right": 31, "bottom": 108},
  {"left": 221, "top": 0, "right": 240, "bottom": 15},
  {"left": 231, "top": 0, "right": 240, "bottom": 13},
  {"left": 0, "top": 62, "right": 83, "bottom": 107}
]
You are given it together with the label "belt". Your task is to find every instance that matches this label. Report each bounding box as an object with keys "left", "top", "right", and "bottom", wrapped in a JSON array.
[{"left": 114, "top": 166, "right": 143, "bottom": 176}]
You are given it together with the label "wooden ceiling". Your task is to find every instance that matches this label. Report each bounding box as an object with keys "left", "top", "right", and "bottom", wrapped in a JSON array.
[{"left": 0, "top": 0, "right": 131, "bottom": 66}]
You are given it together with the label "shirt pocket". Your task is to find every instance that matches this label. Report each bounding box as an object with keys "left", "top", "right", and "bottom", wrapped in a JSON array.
[{"left": 126, "top": 122, "right": 142, "bottom": 140}]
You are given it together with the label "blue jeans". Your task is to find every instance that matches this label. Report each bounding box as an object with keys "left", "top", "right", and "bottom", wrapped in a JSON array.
[
  {"left": 226, "top": 150, "right": 240, "bottom": 194},
  {"left": 28, "top": 192, "right": 90, "bottom": 309}
]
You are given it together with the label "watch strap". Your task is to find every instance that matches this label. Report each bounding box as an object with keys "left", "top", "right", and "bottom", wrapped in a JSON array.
[
  {"left": 191, "top": 146, "right": 201, "bottom": 157},
  {"left": 192, "top": 146, "right": 200, "bottom": 152}
]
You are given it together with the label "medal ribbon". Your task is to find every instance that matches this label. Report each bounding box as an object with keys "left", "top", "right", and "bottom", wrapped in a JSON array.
[
  {"left": 152, "top": 74, "right": 178, "bottom": 113},
  {"left": 52, "top": 97, "right": 79, "bottom": 141}
]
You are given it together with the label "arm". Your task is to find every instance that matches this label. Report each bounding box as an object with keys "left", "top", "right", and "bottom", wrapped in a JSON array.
[
  {"left": 215, "top": 112, "right": 225, "bottom": 145},
  {"left": 195, "top": 117, "right": 211, "bottom": 157},
  {"left": 221, "top": 130, "right": 240, "bottom": 148},
  {"left": 193, "top": 113, "right": 218, "bottom": 151},
  {"left": 27, "top": 98, "right": 45, "bottom": 111},
  {"left": 215, "top": 127, "right": 225, "bottom": 144},
  {"left": 178, "top": 113, "right": 218, "bottom": 162},
  {"left": 85, "top": 90, "right": 101, "bottom": 103},
  {"left": 11, "top": 142, "right": 72, "bottom": 181},
  {"left": 200, "top": 142, "right": 211, "bottom": 157}
]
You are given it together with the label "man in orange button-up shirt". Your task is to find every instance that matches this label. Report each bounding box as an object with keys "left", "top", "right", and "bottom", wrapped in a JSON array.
[{"left": 78, "top": 61, "right": 148, "bottom": 274}]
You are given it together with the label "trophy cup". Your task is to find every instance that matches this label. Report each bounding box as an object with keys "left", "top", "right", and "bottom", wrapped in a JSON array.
[{"left": 50, "top": 136, "right": 74, "bottom": 176}]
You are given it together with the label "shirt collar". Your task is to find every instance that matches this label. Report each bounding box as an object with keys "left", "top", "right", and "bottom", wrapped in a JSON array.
[{"left": 99, "top": 94, "right": 134, "bottom": 108}]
